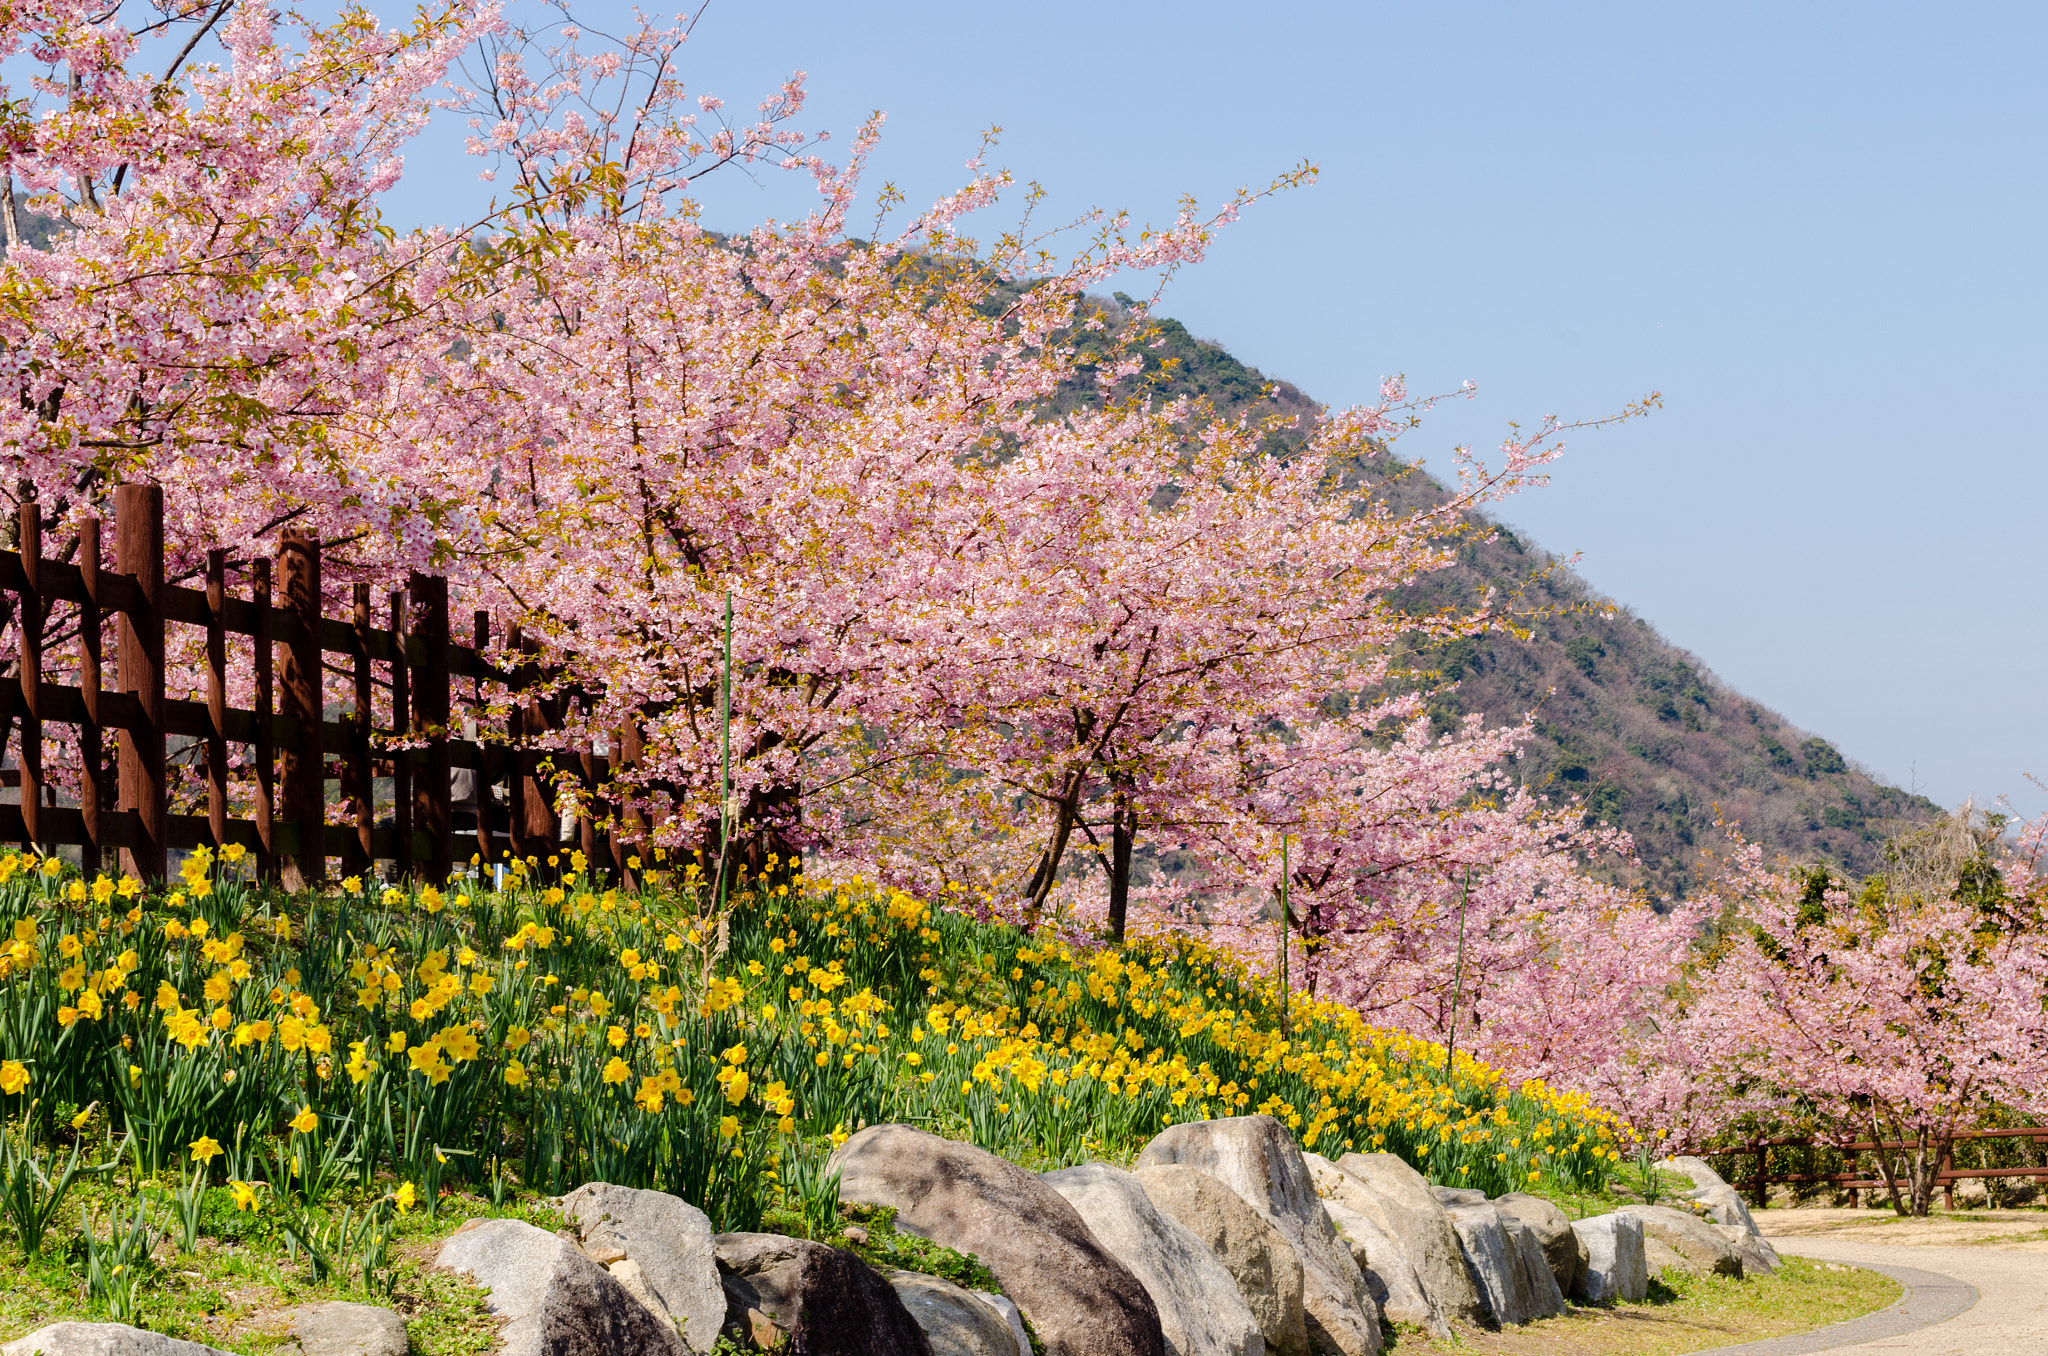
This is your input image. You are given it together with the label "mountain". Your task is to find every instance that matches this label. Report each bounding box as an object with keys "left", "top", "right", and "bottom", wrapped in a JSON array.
[{"left": 1087, "top": 295, "right": 1941, "bottom": 899}]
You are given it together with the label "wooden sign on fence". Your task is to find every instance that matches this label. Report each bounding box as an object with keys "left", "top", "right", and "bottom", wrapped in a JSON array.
[{"left": 0, "top": 485, "right": 641, "bottom": 885}]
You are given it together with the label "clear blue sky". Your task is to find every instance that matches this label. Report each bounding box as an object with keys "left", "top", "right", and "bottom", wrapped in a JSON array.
[{"left": 385, "top": 0, "right": 2048, "bottom": 818}]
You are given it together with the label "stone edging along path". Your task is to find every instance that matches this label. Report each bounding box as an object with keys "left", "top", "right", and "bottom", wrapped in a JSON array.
[{"left": 1702, "top": 1258, "right": 1978, "bottom": 1356}]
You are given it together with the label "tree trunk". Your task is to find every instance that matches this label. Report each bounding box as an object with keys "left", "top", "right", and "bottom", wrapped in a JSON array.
[
  {"left": 1023, "top": 769, "right": 1087, "bottom": 928},
  {"left": 1870, "top": 1108, "right": 1908, "bottom": 1216},
  {"left": 1107, "top": 791, "right": 1133, "bottom": 942},
  {"left": 1909, "top": 1127, "right": 1949, "bottom": 1218}
]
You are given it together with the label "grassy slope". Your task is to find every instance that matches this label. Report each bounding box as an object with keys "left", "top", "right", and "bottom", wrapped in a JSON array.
[
  {"left": 1395, "top": 1257, "right": 1900, "bottom": 1356},
  {"left": 0, "top": 864, "right": 1892, "bottom": 1352},
  {"left": 0, "top": 854, "right": 1615, "bottom": 1346}
]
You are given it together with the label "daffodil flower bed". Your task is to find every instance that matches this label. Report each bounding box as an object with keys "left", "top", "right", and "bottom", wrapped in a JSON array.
[{"left": 0, "top": 844, "right": 1620, "bottom": 1260}]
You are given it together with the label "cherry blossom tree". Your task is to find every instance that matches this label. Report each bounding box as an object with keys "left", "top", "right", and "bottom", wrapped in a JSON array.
[
  {"left": 1665, "top": 815, "right": 2048, "bottom": 1215},
  {"left": 0, "top": 7, "right": 1709, "bottom": 1128}
]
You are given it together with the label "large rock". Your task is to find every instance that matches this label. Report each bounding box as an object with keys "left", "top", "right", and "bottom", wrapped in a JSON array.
[
  {"left": 1659, "top": 1158, "right": 1761, "bottom": 1236},
  {"left": 2, "top": 1327, "right": 235, "bottom": 1356},
  {"left": 1443, "top": 1205, "right": 1515, "bottom": 1326},
  {"left": 294, "top": 1302, "right": 410, "bottom": 1356},
  {"left": 887, "top": 1270, "right": 1021, "bottom": 1356},
  {"left": 1715, "top": 1225, "right": 1782, "bottom": 1277},
  {"left": 1134, "top": 1165, "right": 1309, "bottom": 1356},
  {"left": 1570, "top": 1213, "right": 1646, "bottom": 1303},
  {"left": 1318, "top": 1197, "right": 1450, "bottom": 1340},
  {"left": 973, "top": 1292, "right": 1033, "bottom": 1356},
  {"left": 832, "top": 1124, "right": 1163, "bottom": 1356},
  {"left": 1429, "top": 1188, "right": 1486, "bottom": 1208},
  {"left": 1644, "top": 1236, "right": 1692, "bottom": 1277},
  {"left": 713, "top": 1233, "right": 932, "bottom": 1355},
  {"left": 438, "top": 1218, "right": 687, "bottom": 1356},
  {"left": 1332, "top": 1152, "right": 1487, "bottom": 1326},
  {"left": 1302, "top": 1155, "right": 1449, "bottom": 1339},
  {"left": 1503, "top": 1216, "right": 1567, "bottom": 1322},
  {"left": 1136, "top": 1118, "right": 1379, "bottom": 1356},
  {"left": 1690, "top": 1184, "right": 1762, "bottom": 1235},
  {"left": 1492, "top": 1193, "right": 1586, "bottom": 1297},
  {"left": 558, "top": 1182, "right": 727, "bottom": 1353},
  {"left": 1657, "top": 1155, "right": 1729, "bottom": 1192},
  {"left": 1444, "top": 1206, "right": 1562, "bottom": 1327},
  {"left": 1620, "top": 1205, "right": 1742, "bottom": 1278},
  {"left": 1043, "top": 1163, "right": 1264, "bottom": 1356}
]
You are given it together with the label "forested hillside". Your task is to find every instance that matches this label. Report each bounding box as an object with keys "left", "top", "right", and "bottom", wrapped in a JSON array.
[{"left": 1092, "top": 295, "right": 1940, "bottom": 898}]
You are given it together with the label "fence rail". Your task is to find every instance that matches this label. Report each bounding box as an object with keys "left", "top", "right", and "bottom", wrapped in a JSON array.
[
  {"left": 0, "top": 485, "right": 641, "bottom": 885},
  {"left": 1716, "top": 1127, "right": 2048, "bottom": 1209}
]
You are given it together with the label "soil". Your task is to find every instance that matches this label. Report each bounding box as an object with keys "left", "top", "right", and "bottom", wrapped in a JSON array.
[{"left": 1755, "top": 1206, "right": 2048, "bottom": 1250}]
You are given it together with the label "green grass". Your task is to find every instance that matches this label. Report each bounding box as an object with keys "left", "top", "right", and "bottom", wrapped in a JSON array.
[
  {"left": 0, "top": 1176, "right": 551, "bottom": 1354},
  {"left": 1392, "top": 1257, "right": 1901, "bottom": 1356},
  {"left": 1526, "top": 1166, "right": 1704, "bottom": 1222}
]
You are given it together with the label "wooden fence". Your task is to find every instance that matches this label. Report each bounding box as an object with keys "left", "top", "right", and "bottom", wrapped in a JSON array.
[
  {"left": 1717, "top": 1127, "right": 2048, "bottom": 1210},
  {"left": 0, "top": 484, "right": 641, "bottom": 885}
]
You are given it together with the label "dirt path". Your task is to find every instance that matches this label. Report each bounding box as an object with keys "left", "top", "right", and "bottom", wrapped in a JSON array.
[{"left": 1743, "top": 1208, "right": 2048, "bottom": 1354}]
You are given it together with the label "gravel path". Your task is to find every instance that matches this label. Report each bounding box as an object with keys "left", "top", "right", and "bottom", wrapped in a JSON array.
[{"left": 1732, "top": 1234, "right": 2048, "bottom": 1354}]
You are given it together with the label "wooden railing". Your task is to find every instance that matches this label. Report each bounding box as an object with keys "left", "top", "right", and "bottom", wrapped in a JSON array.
[
  {"left": 1717, "top": 1127, "right": 2048, "bottom": 1210},
  {"left": 0, "top": 484, "right": 640, "bottom": 884}
]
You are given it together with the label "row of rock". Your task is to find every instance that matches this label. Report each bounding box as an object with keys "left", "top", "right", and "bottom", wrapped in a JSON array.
[{"left": 0, "top": 1124, "right": 1784, "bottom": 1356}]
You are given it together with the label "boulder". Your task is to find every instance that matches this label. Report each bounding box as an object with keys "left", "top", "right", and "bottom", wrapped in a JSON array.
[
  {"left": 1657, "top": 1155, "right": 1730, "bottom": 1192},
  {"left": 1136, "top": 1117, "right": 1379, "bottom": 1356},
  {"left": 972, "top": 1292, "right": 1033, "bottom": 1356},
  {"left": 1134, "top": 1164, "right": 1309, "bottom": 1356},
  {"left": 1443, "top": 1205, "right": 1515, "bottom": 1326},
  {"left": 1444, "top": 1205, "right": 1563, "bottom": 1327},
  {"left": 1318, "top": 1197, "right": 1450, "bottom": 1340},
  {"left": 294, "top": 1302, "right": 411, "bottom": 1356},
  {"left": 1620, "top": 1205, "right": 1742, "bottom": 1278},
  {"left": 1428, "top": 1188, "right": 1487, "bottom": 1208},
  {"left": 1332, "top": 1152, "right": 1487, "bottom": 1326},
  {"left": 437, "top": 1218, "right": 688, "bottom": 1356},
  {"left": 887, "top": 1271, "right": 1021, "bottom": 1356},
  {"left": 1658, "top": 1158, "right": 1761, "bottom": 1236},
  {"left": 832, "top": 1124, "right": 1163, "bottom": 1356},
  {"left": 712, "top": 1233, "right": 932, "bottom": 1355},
  {"left": 1644, "top": 1236, "right": 1692, "bottom": 1278},
  {"left": 1503, "top": 1216, "right": 1567, "bottom": 1322},
  {"left": 1301, "top": 1155, "right": 1449, "bottom": 1339},
  {"left": 1043, "top": 1163, "right": 1263, "bottom": 1356},
  {"left": 2, "top": 1327, "right": 235, "bottom": 1356},
  {"left": 1569, "top": 1213, "right": 1646, "bottom": 1303},
  {"left": 558, "top": 1182, "right": 727, "bottom": 1353},
  {"left": 1715, "top": 1225, "right": 1782, "bottom": 1277},
  {"left": 1492, "top": 1193, "right": 1586, "bottom": 1297},
  {"left": 1689, "top": 1184, "right": 1762, "bottom": 1236}
]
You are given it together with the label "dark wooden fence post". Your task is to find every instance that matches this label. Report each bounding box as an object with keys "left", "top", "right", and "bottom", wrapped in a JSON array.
[
  {"left": 348, "top": 583, "right": 373, "bottom": 875},
  {"left": 279, "top": 531, "right": 322, "bottom": 888},
  {"left": 0, "top": 520, "right": 630, "bottom": 887},
  {"left": 17, "top": 501, "right": 41, "bottom": 849},
  {"left": 115, "top": 483, "right": 166, "bottom": 881},
  {"left": 390, "top": 590, "right": 411, "bottom": 878},
  {"left": 472, "top": 610, "right": 495, "bottom": 869},
  {"left": 253, "top": 556, "right": 275, "bottom": 881},
  {"left": 205, "top": 550, "right": 228, "bottom": 850},
  {"left": 409, "top": 573, "right": 451, "bottom": 883},
  {"left": 512, "top": 632, "right": 559, "bottom": 862},
  {"left": 78, "top": 519, "right": 103, "bottom": 868},
  {"left": 619, "top": 717, "right": 645, "bottom": 890},
  {"left": 505, "top": 624, "right": 528, "bottom": 863},
  {"left": 578, "top": 729, "right": 603, "bottom": 873}
]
